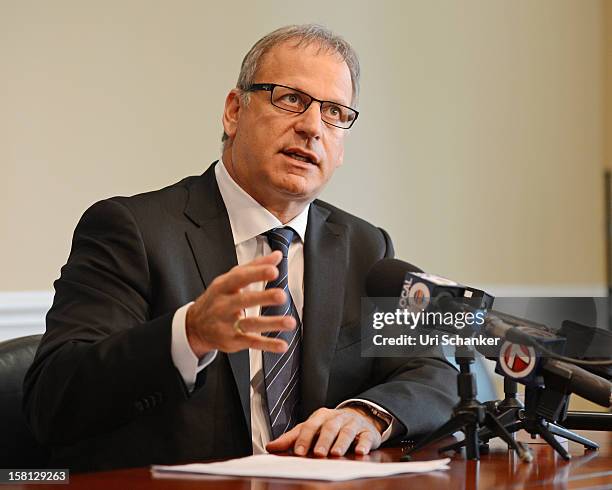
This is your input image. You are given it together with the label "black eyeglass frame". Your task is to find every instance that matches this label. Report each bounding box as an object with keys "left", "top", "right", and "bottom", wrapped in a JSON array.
[{"left": 246, "top": 83, "right": 359, "bottom": 129}]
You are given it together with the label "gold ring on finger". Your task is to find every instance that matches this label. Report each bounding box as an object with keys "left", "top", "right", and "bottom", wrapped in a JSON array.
[{"left": 233, "top": 319, "right": 245, "bottom": 335}]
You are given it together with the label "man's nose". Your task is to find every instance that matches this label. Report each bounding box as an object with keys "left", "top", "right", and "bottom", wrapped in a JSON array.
[{"left": 294, "top": 102, "right": 323, "bottom": 139}]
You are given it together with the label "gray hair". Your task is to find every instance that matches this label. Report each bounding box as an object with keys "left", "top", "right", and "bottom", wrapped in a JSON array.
[{"left": 222, "top": 24, "right": 360, "bottom": 145}]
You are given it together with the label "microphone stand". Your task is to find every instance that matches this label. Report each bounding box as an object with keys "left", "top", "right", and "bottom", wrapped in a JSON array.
[
  {"left": 401, "top": 345, "right": 532, "bottom": 462},
  {"left": 513, "top": 386, "right": 599, "bottom": 460},
  {"left": 439, "top": 377, "right": 524, "bottom": 454},
  {"left": 440, "top": 379, "right": 600, "bottom": 460}
]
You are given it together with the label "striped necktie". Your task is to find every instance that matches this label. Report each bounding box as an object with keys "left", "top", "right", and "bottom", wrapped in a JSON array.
[{"left": 261, "top": 227, "right": 301, "bottom": 439}]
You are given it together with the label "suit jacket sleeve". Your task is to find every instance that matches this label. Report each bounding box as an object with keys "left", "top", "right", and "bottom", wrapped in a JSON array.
[
  {"left": 23, "top": 199, "right": 189, "bottom": 446},
  {"left": 352, "top": 227, "right": 458, "bottom": 440}
]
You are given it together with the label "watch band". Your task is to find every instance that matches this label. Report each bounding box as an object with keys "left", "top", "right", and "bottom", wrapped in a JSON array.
[{"left": 348, "top": 402, "right": 392, "bottom": 431}]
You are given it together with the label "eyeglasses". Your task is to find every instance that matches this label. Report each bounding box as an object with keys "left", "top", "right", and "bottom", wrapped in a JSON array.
[{"left": 246, "top": 83, "right": 359, "bottom": 129}]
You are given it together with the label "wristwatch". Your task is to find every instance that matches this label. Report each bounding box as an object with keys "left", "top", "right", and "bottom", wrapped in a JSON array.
[{"left": 346, "top": 401, "right": 392, "bottom": 432}]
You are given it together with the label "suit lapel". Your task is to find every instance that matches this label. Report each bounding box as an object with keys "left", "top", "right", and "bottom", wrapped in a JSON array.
[
  {"left": 300, "top": 203, "right": 348, "bottom": 420},
  {"left": 183, "top": 162, "right": 251, "bottom": 434},
  {"left": 182, "top": 169, "right": 349, "bottom": 429}
]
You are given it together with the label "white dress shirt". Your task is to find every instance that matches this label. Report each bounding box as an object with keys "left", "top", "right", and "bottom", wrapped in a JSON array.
[{"left": 170, "top": 160, "right": 399, "bottom": 454}]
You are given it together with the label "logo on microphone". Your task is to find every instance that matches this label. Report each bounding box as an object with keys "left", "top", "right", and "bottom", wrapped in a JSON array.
[
  {"left": 408, "top": 281, "right": 431, "bottom": 312},
  {"left": 498, "top": 341, "right": 536, "bottom": 379}
]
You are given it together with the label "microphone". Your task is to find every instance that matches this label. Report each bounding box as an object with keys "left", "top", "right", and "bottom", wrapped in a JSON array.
[
  {"left": 367, "top": 258, "right": 563, "bottom": 343},
  {"left": 366, "top": 258, "right": 423, "bottom": 298},
  {"left": 366, "top": 258, "right": 612, "bottom": 409},
  {"left": 367, "top": 259, "right": 494, "bottom": 322},
  {"left": 543, "top": 359, "right": 612, "bottom": 409},
  {"left": 367, "top": 258, "right": 494, "bottom": 336}
]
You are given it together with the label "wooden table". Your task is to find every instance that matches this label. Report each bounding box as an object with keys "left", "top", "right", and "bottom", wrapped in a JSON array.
[{"left": 15, "top": 431, "right": 612, "bottom": 490}]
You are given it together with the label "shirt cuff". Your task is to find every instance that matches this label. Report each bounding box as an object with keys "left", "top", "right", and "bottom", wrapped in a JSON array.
[
  {"left": 336, "top": 398, "right": 403, "bottom": 443},
  {"left": 170, "top": 302, "right": 218, "bottom": 392}
]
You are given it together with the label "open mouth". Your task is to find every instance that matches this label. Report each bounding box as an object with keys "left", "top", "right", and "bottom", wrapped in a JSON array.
[{"left": 281, "top": 149, "right": 317, "bottom": 165}]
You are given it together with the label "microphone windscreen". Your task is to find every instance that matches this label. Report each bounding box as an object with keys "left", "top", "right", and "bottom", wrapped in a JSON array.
[{"left": 366, "top": 258, "right": 423, "bottom": 298}]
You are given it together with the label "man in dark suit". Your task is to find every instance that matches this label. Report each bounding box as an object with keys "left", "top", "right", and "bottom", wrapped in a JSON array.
[{"left": 23, "top": 24, "right": 456, "bottom": 471}]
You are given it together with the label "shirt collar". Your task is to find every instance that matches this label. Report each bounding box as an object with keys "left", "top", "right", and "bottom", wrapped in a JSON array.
[{"left": 214, "top": 159, "right": 310, "bottom": 246}]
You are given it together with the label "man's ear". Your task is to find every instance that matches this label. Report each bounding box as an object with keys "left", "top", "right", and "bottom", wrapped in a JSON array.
[{"left": 222, "top": 89, "right": 242, "bottom": 140}]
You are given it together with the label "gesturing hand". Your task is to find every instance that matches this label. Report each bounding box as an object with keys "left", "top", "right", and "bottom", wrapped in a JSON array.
[
  {"left": 185, "top": 251, "right": 296, "bottom": 357},
  {"left": 266, "top": 407, "right": 384, "bottom": 457}
]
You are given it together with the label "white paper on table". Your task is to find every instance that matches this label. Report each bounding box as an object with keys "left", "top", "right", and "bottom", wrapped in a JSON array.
[{"left": 151, "top": 454, "right": 451, "bottom": 481}]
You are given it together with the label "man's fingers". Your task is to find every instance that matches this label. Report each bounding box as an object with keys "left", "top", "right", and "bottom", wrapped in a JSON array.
[
  {"left": 214, "top": 262, "right": 279, "bottom": 293},
  {"left": 237, "top": 315, "right": 296, "bottom": 335},
  {"left": 266, "top": 425, "right": 300, "bottom": 452},
  {"left": 330, "top": 422, "right": 360, "bottom": 457},
  {"left": 266, "top": 409, "right": 382, "bottom": 458},
  {"left": 223, "top": 251, "right": 283, "bottom": 291},
  {"left": 239, "top": 335, "right": 288, "bottom": 354},
  {"left": 313, "top": 417, "right": 352, "bottom": 457},
  {"left": 354, "top": 430, "right": 378, "bottom": 455},
  {"left": 231, "top": 288, "right": 287, "bottom": 311},
  {"left": 292, "top": 411, "right": 329, "bottom": 456},
  {"left": 249, "top": 250, "right": 283, "bottom": 266}
]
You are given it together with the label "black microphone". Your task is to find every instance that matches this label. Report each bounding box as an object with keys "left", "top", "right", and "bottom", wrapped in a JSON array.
[
  {"left": 367, "top": 258, "right": 558, "bottom": 343},
  {"left": 367, "top": 258, "right": 493, "bottom": 334},
  {"left": 367, "top": 258, "right": 491, "bottom": 315},
  {"left": 366, "top": 258, "right": 423, "bottom": 298},
  {"left": 543, "top": 359, "right": 612, "bottom": 409}
]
